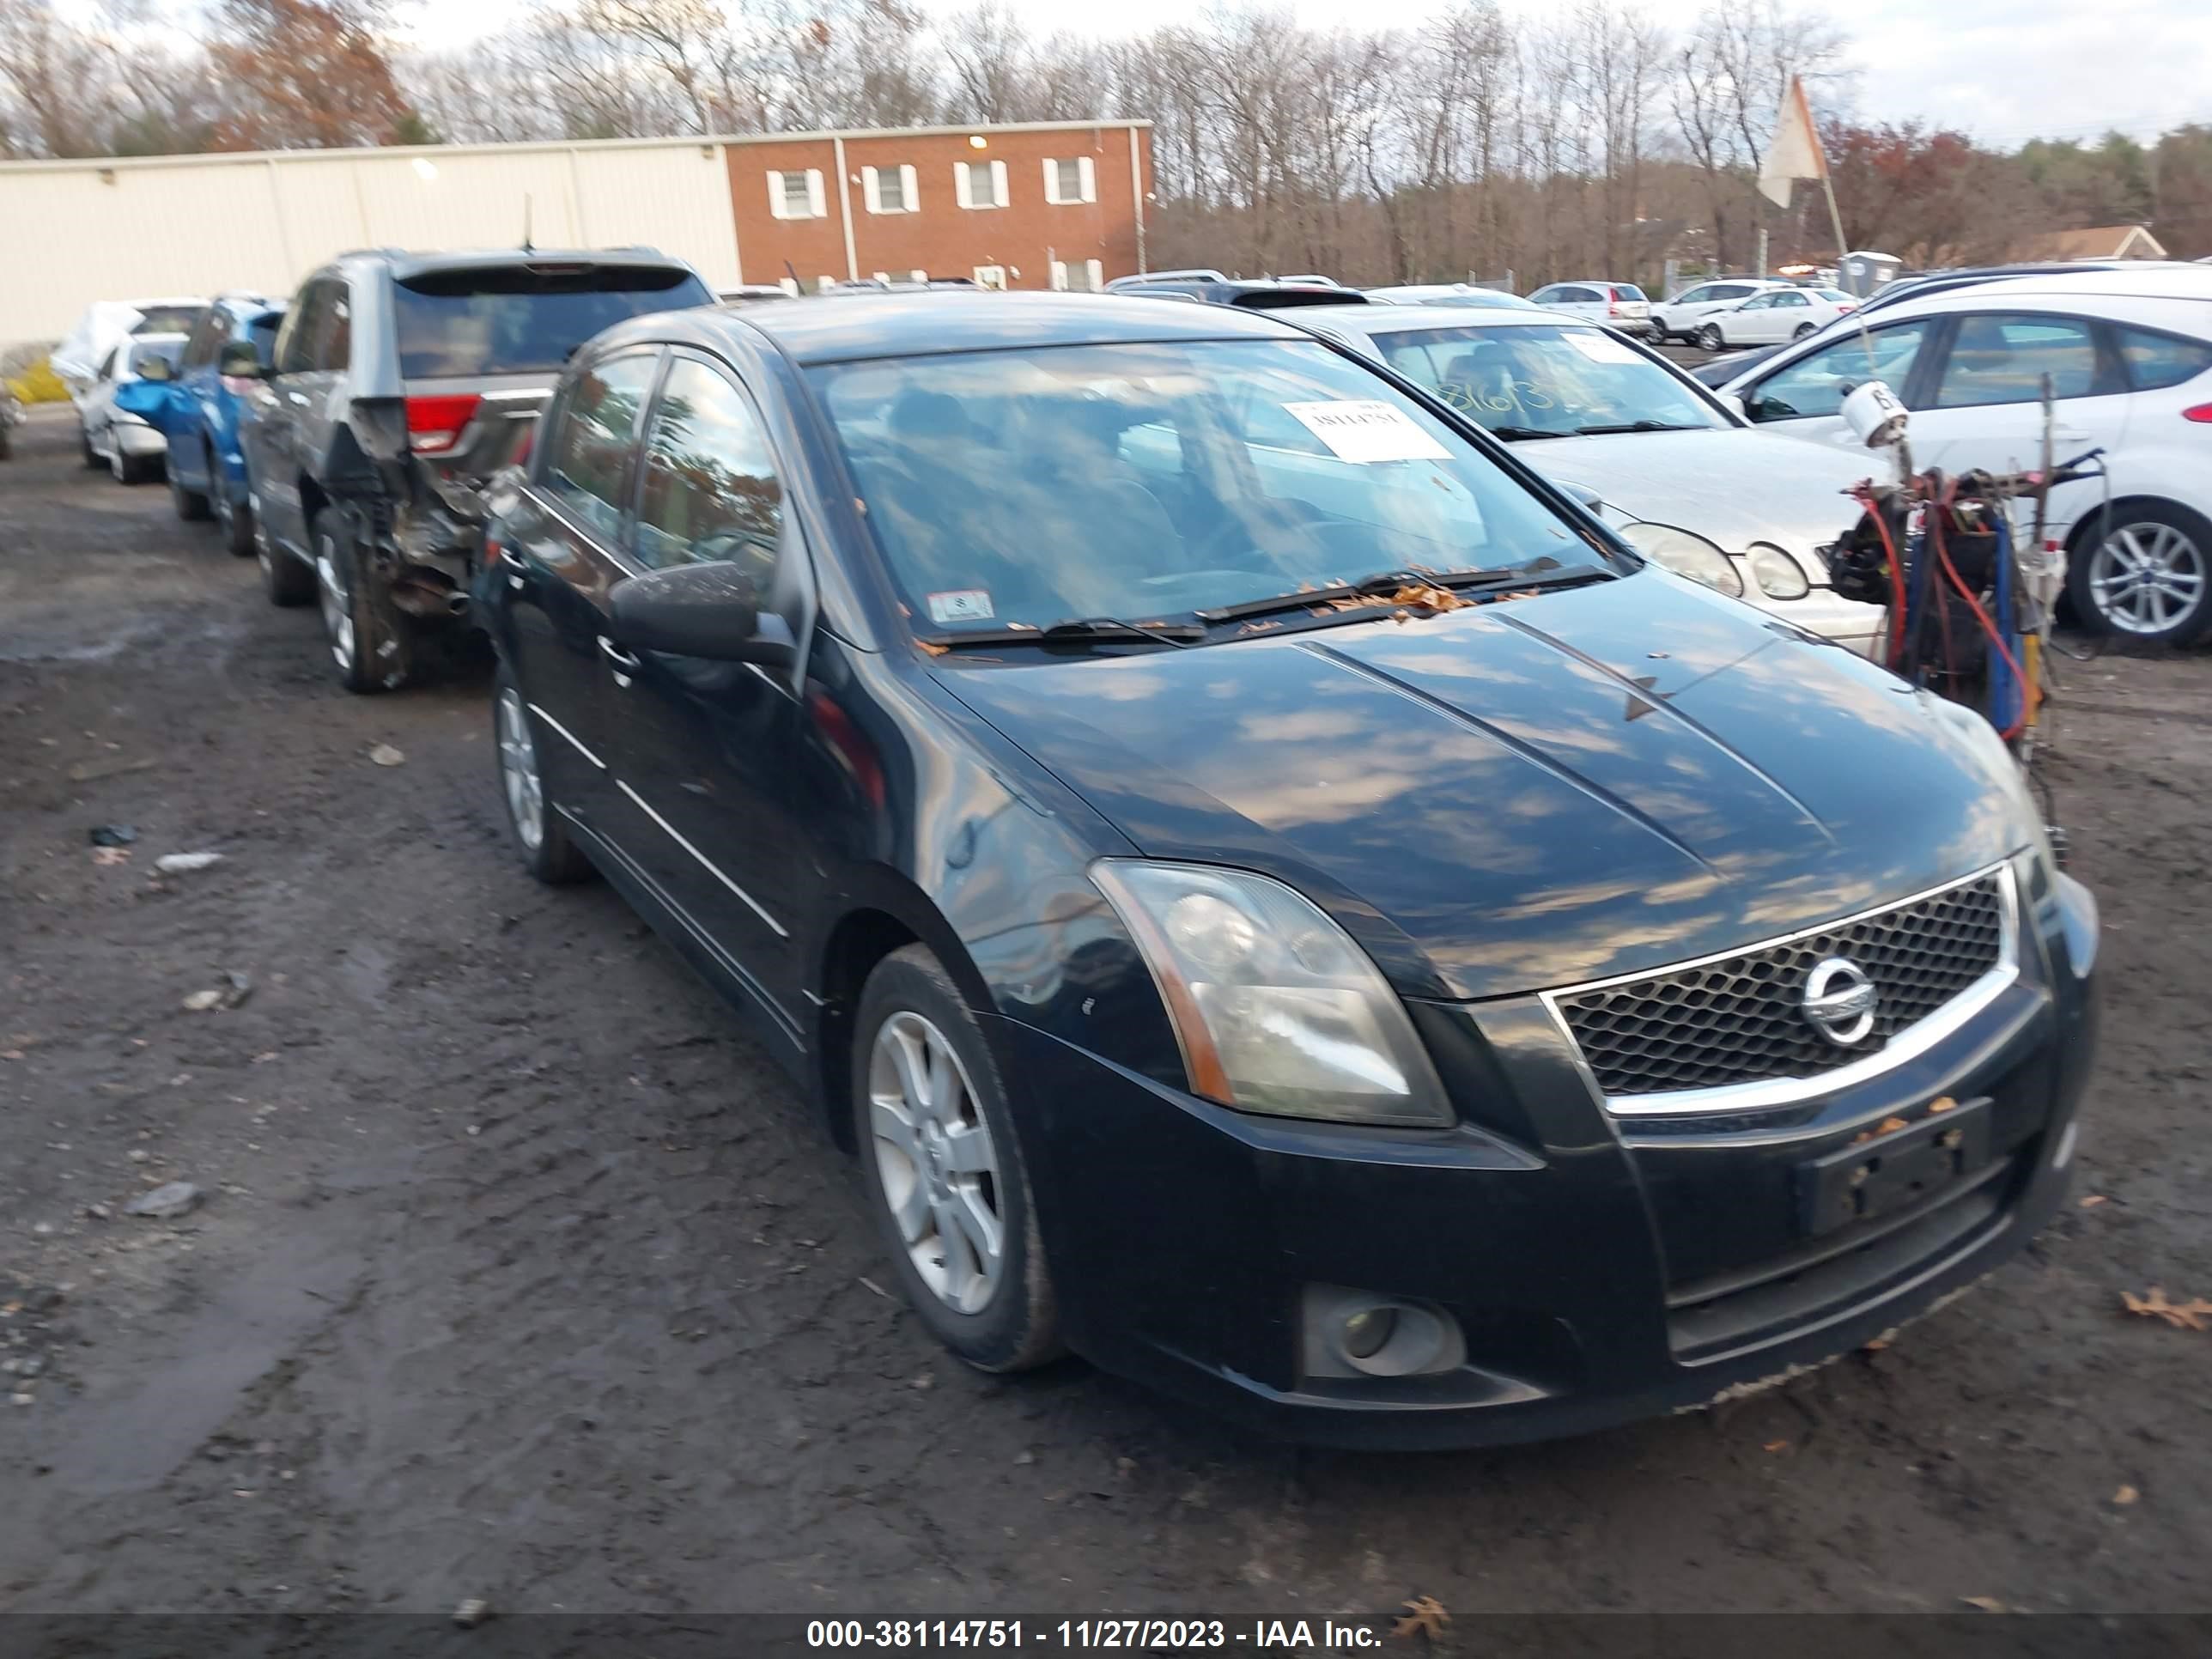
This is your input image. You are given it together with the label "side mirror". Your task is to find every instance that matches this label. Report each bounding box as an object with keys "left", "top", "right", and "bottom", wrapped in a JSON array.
[
  {"left": 218, "top": 342, "right": 265, "bottom": 380},
  {"left": 1717, "top": 391, "right": 1747, "bottom": 420},
  {"left": 610, "top": 557, "right": 792, "bottom": 665},
  {"left": 137, "top": 355, "right": 174, "bottom": 383},
  {"left": 1563, "top": 481, "right": 1605, "bottom": 514}
]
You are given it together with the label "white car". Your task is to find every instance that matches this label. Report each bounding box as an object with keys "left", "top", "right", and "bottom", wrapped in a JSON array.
[
  {"left": 1366, "top": 283, "right": 1541, "bottom": 311},
  {"left": 1302, "top": 304, "right": 1886, "bottom": 653},
  {"left": 76, "top": 334, "right": 187, "bottom": 483},
  {"left": 1719, "top": 266, "right": 2212, "bottom": 641},
  {"left": 1699, "top": 287, "right": 1859, "bottom": 350},
  {"left": 1650, "top": 278, "right": 1793, "bottom": 343},
  {"left": 1527, "top": 280, "right": 1655, "bottom": 336},
  {"left": 50, "top": 297, "right": 206, "bottom": 397}
]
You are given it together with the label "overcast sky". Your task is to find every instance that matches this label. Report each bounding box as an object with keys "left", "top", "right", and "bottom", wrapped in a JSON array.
[{"left": 397, "top": 0, "right": 2211, "bottom": 150}]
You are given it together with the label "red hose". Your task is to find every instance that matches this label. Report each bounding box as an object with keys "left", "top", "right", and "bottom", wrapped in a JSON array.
[
  {"left": 1854, "top": 488, "right": 1909, "bottom": 667},
  {"left": 1933, "top": 532, "right": 2028, "bottom": 742}
]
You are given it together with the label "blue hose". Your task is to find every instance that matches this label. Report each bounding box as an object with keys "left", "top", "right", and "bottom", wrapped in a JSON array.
[{"left": 1987, "top": 516, "right": 2021, "bottom": 733}]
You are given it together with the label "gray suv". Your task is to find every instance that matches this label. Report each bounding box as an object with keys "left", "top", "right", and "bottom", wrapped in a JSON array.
[{"left": 238, "top": 247, "right": 714, "bottom": 691}]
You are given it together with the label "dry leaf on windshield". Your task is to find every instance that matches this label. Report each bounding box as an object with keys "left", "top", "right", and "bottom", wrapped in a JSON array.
[
  {"left": 1237, "top": 620, "right": 1282, "bottom": 635},
  {"left": 1929, "top": 1096, "right": 1958, "bottom": 1114},
  {"left": 1392, "top": 1595, "right": 1449, "bottom": 1641},
  {"left": 2120, "top": 1288, "right": 2212, "bottom": 1331},
  {"left": 1387, "top": 584, "right": 1470, "bottom": 612},
  {"left": 917, "top": 641, "right": 950, "bottom": 658}
]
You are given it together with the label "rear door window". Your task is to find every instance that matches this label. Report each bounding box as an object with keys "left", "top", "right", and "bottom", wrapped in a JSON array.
[
  {"left": 544, "top": 351, "right": 662, "bottom": 543},
  {"left": 1934, "top": 314, "right": 2112, "bottom": 407},
  {"left": 394, "top": 264, "right": 714, "bottom": 379}
]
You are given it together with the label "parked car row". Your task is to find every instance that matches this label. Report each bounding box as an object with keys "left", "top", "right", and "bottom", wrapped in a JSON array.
[{"left": 43, "top": 257, "right": 2104, "bottom": 1449}]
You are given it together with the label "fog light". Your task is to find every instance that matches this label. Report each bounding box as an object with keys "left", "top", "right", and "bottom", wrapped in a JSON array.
[
  {"left": 1303, "top": 1286, "right": 1467, "bottom": 1382},
  {"left": 1342, "top": 1306, "right": 1396, "bottom": 1359}
]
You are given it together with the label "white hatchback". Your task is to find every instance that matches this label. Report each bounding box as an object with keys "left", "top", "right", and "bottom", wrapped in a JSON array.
[{"left": 1720, "top": 267, "right": 2212, "bottom": 641}]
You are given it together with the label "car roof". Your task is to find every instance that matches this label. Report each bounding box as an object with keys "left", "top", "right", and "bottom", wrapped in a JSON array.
[
  {"left": 645, "top": 289, "right": 1318, "bottom": 365},
  {"left": 1304, "top": 303, "right": 1584, "bottom": 337},
  {"left": 1865, "top": 266, "right": 2212, "bottom": 316},
  {"left": 334, "top": 247, "right": 696, "bottom": 280}
]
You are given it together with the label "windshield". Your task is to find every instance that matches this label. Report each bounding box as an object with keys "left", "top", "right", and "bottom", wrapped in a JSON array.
[
  {"left": 394, "top": 265, "right": 713, "bottom": 377},
  {"left": 1361, "top": 323, "right": 1726, "bottom": 436},
  {"left": 132, "top": 306, "right": 204, "bottom": 337},
  {"left": 809, "top": 339, "right": 1598, "bottom": 635}
]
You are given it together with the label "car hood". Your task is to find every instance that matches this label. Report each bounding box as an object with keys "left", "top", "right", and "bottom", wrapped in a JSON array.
[
  {"left": 938, "top": 571, "right": 2025, "bottom": 1000},
  {"left": 1519, "top": 428, "right": 1872, "bottom": 563}
]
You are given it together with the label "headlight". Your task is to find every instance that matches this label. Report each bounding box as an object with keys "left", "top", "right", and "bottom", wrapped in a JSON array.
[
  {"left": 1090, "top": 860, "right": 1453, "bottom": 1127},
  {"left": 1745, "top": 542, "right": 1812, "bottom": 599},
  {"left": 1617, "top": 522, "right": 1745, "bottom": 597}
]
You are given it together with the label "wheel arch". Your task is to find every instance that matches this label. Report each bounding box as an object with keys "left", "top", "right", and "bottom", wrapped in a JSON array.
[{"left": 810, "top": 872, "right": 1000, "bottom": 1156}]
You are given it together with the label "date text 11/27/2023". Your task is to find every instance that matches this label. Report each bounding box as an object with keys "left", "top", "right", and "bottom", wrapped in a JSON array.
[{"left": 805, "top": 1619, "right": 1392, "bottom": 1650}]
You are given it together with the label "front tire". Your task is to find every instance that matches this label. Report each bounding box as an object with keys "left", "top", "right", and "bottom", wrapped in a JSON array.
[
  {"left": 1699, "top": 323, "right": 1726, "bottom": 352},
  {"left": 313, "top": 511, "right": 415, "bottom": 692},
  {"left": 1793, "top": 321, "right": 1817, "bottom": 340},
  {"left": 853, "top": 945, "right": 1060, "bottom": 1373},
  {"left": 493, "top": 667, "right": 593, "bottom": 884},
  {"left": 2068, "top": 501, "right": 2212, "bottom": 645}
]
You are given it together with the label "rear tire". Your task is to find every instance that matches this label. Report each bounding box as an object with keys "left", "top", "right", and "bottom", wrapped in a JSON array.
[
  {"left": 313, "top": 510, "right": 416, "bottom": 693},
  {"left": 1699, "top": 323, "right": 1726, "bottom": 352},
  {"left": 493, "top": 666, "right": 594, "bottom": 884},
  {"left": 171, "top": 458, "right": 211, "bottom": 521},
  {"left": 216, "top": 472, "right": 257, "bottom": 556},
  {"left": 2065, "top": 501, "right": 2212, "bottom": 645},
  {"left": 852, "top": 945, "right": 1061, "bottom": 1374}
]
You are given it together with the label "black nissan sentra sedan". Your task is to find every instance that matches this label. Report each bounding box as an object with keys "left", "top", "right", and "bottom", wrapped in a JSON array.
[{"left": 476, "top": 292, "right": 2099, "bottom": 1447}]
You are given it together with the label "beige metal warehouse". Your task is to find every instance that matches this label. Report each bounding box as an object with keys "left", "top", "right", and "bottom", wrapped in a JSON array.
[{"left": 0, "top": 136, "right": 746, "bottom": 347}]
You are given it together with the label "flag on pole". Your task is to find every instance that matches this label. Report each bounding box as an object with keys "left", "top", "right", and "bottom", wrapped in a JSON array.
[{"left": 1758, "top": 76, "right": 1829, "bottom": 208}]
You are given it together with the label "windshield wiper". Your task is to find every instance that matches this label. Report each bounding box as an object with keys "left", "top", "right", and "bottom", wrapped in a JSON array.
[
  {"left": 1195, "top": 557, "right": 1604, "bottom": 626},
  {"left": 1571, "top": 420, "right": 1706, "bottom": 434},
  {"left": 920, "top": 617, "right": 1204, "bottom": 652},
  {"left": 1485, "top": 424, "right": 1573, "bottom": 441}
]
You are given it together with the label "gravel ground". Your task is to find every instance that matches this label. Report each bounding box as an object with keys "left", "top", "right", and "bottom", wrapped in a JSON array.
[{"left": 3, "top": 403, "right": 2209, "bottom": 1622}]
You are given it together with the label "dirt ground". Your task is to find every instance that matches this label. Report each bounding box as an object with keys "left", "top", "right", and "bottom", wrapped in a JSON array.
[{"left": 3, "top": 402, "right": 2209, "bottom": 1623}]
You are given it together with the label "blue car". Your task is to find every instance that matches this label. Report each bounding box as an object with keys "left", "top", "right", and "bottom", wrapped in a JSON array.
[{"left": 118, "top": 293, "right": 283, "bottom": 556}]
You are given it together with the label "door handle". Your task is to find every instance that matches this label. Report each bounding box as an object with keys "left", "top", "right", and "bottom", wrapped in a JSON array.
[{"left": 598, "top": 635, "right": 641, "bottom": 683}]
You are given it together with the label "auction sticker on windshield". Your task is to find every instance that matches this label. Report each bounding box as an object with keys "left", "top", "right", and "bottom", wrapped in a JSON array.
[
  {"left": 1281, "top": 401, "right": 1451, "bottom": 464},
  {"left": 928, "top": 589, "right": 995, "bottom": 623},
  {"left": 1563, "top": 331, "right": 1643, "bottom": 365}
]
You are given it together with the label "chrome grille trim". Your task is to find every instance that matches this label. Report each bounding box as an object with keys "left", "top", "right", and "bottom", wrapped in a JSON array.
[{"left": 1541, "top": 863, "right": 2020, "bottom": 1117}]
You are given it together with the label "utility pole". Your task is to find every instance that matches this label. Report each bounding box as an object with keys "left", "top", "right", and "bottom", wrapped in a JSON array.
[{"left": 1756, "top": 226, "right": 1768, "bottom": 277}]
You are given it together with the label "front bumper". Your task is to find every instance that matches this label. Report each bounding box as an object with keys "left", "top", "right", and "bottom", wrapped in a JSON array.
[
  {"left": 115, "top": 420, "right": 168, "bottom": 458},
  {"left": 1005, "top": 872, "right": 2097, "bottom": 1448}
]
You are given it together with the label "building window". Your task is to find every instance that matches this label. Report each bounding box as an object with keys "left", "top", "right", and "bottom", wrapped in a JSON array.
[
  {"left": 769, "top": 169, "right": 824, "bottom": 221},
  {"left": 1051, "top": 258, "right": 1104, "bottom": 293},
  {"left": 862, "top": 164, "right": 917, "bottom": 215},
  {"left": 1043, "top": 156, "right": 1097, "bottom": 205},
  {"left": 973, "top": 265, "right": 1008, "bottom": 290},
  {"left": 956, "top": 160, "right": 1008, "bottom": 210}
]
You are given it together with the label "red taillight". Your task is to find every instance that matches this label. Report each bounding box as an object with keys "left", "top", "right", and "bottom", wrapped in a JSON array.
[
  {"left": 2185, "top": 403, "right": 2212, "bottom": 423},
  {"left": 404, "top": 394, "right": 482, "bottom": 454}
]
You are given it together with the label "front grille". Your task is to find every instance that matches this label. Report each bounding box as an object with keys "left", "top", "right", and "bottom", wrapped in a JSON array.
[{"left": 1555, "top": 872, "right": 2008, "bottom": 1099}]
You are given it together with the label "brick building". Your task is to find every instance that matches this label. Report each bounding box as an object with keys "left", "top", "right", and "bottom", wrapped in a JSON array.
[{"left": 727, "top": 120, "right": 1152, "bottom": 293}]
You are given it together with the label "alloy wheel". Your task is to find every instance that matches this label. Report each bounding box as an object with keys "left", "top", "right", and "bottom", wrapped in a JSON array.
[
  {"left": 867, "top": 1010, "right": 1005, "bottom": 1316},
  {"left": 315, "top": 535, "right": 356, "bottom": 671},
  {"left": 2089, "top": 521, "right": 2206, "bottom": 636},
  {"left": 495, "top": 686, "right": 545, "bottom": 852}
]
